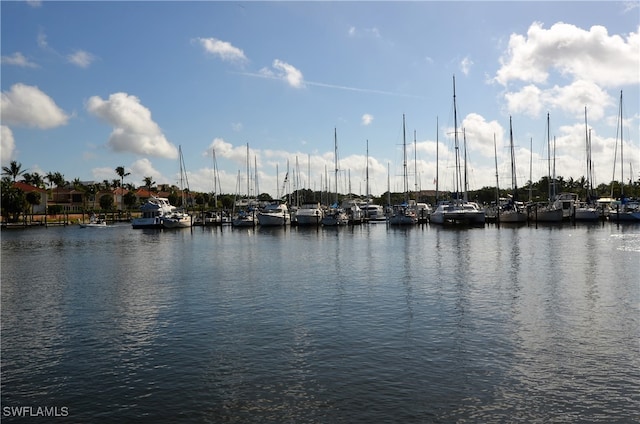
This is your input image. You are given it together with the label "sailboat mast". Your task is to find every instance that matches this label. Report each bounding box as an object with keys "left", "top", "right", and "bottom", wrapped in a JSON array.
[
  {"left": 334, "top": 128, "right": 338, "bottom": 205},
  {"left": 510, "top": 116, "right": 518, "bottom": 201},
  {"left": 494, "top": 133, "right": 499, "bottom": 208},
  {"left": 402, "top": 114, "right": 408, "bottom": 202},
  {"left": 246, "top": 143, "right": 250, "bottom": 200},
  {"left": 620, "top": 90, "right": 624, "bottom": 197},
  {"left": 366, "top": 140, "right": 370, "bottom": 198},
  {"left": 436, "top": 116, "right": 439, "bottom": 203},
  {"left": 453, "top": 76, "right": 461, "bottom": 204},
  {"left": 463, "top": 129, "right": 468, "bottom": 202},
  {"left": 414, "top": 130, "right": 418, "bottom": 194},
  {"left": 529, "top": 137, "right": 533, "bottom": 203},
  {"left": 547, "top": 113, "right": 551, "bottom": 201}
]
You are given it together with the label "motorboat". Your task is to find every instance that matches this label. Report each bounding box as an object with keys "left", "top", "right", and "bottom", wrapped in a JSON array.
[
  {"left": 257, "top": 202, "right": 290, "bottom": 226},
  {"left": 294, "top": 202, "right": 324, "bottom": 226},
  {"left": 132, "top": 197, "right": 175, "bottom": 229},
  {"left": 162, "top": 211, "right": 192, "bottom": 228},
  {"left": 430, "top": 200, "right": 486, "bottom": 225},
  {"left": 79, "top": 214, "right": 107, "bottom": 228}
]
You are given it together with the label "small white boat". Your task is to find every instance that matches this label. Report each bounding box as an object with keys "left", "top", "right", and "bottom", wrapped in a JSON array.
[
  {"left": 162, "top": 211, "right": 192, "bottom": 228},
  {"left": 257, "top": 202, "right": 290, "bottom": 226},
  {"left": 79, "top": 214, "right": 107, "bottom": 228},
  {"left": 362, "top": 204, "right": 386, "bottom": 222}
]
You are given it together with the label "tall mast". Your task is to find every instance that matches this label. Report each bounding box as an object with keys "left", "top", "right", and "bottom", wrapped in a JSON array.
[
  {"left": 246, "top": 143, "right": 250, "bottom": 200},
  {"left": 463, "top": 128, "right": 468, "bottom": 202},
  {"left": 402, "top": 114, "right": 408, "bottom": 203},
  {"left": 414, "top": 130, "right": 418, "bottom": 194},
  {"left": 453, "top": 75, "right": 462, "bottom": 204},
  {"left": 334, "top": 128, "right": 338, "bottom": 205},
  {"left": 510, "top": 116, "right": 518, "bottom": 201},
  {"left": 547, "top": 113, "right": 551, "bottom": 201},
  {"left": 494, "top": 134, "right": 499, "bottom": 213},
  {"left": 529, "top": 137, "right": 533, "bottom": 203},
  {"left": 366, "top": 140, "right": 370, "bottom": 199},
  {"left": 620, "top": 90, "right": 624, "bottom": 197},
  {"left": 435, "top": 116, "right": 439, "bottom": 203}
]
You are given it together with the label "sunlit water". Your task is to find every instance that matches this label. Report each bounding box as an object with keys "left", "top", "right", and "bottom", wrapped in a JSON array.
[{"left": 2, "top": 222, "right": 639, "bottom": 423}]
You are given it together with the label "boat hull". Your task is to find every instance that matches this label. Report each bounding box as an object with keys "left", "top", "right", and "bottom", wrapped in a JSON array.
[{"left": 257, "top": 213, "right": 289, "bottom": 226}]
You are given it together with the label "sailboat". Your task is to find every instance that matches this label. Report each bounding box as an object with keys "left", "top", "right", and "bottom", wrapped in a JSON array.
[
  {"left": 389, "top": 114, "right": 418, "bottom": 225},
  {"left": 528, "top": 113, "right": 564, "bottom": 223},
  {"left": 321, "top": 128, "right": 349, "bottom": 226},
  {"left": 499, "top": 117, "right": 527, "bottom": 223},
  {"left": 608, "top": 91, "right": 640, "bottom": 222},
  {"left": 162, "top": 145, "right": 192, "bottom": 228},
  {"left": 574, "top": 107, "right": 600, "bottom": 221},
  {"left": 232, "top": 143, "right": 257, "bottom": 227},
  {"left": 257, "top": 163, "right": 291, "bottom": 226},
  {"left": 430, "top": 76, "right": 485, "bottom": 226}
]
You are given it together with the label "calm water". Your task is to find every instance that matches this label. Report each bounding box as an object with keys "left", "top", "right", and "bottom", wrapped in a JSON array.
[{"left": 1, "top": 222, "right": 639, "bottom": 423}]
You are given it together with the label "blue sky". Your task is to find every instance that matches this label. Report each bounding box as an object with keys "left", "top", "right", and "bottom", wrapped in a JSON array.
[{"left": 2, "top": 1, "right": 639, "bottom": 199}]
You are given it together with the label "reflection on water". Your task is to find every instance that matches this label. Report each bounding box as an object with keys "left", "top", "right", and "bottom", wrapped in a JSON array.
[{"left": 1, "top": 223, "right": 638, "bottom": 422}]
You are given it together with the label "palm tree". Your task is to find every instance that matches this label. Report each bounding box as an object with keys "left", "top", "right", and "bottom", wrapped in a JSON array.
[
  {"left": 22, "top": 172, "right": 45, "bottom": 188},
  {"left": 115, "top": 166, "right": 131, "bottom": 211},
  {"left": 143, "top": 176, "right": 155, "bottom": 199},
  {"left": 2, "top": 160, "right": 25, "bottom": 182}
]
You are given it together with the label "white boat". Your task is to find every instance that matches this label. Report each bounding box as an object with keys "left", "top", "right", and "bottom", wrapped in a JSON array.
[
  {"left": 497, "top": 117, "right": 527, "bottom": 224},
  {"left": 430, "top": 200, "right": 486, "bottom": 225},
  {"left": 295, "top": 202, "right": 324, "bottom": 226},
  {"left": 528, "top": 113, "right": 563, "bottom": 223},
  {"left": 232, "top": 143, "right": 257, "bottom": 228},
  {"left": 388, "top": 203, "right": 419, "bottom": 225},
  {"left": 257, "top": 202, "right": 290, "bottom": 226},
  {"left": 79, "top": 214, "right": 107, "bottom": 228},
  {"left": 232, "top": 209, "right": 256, "bottom": 227},
  {"left": 389, "top": 115, "right": 418, "bottom": 226},
  {"left": 322, "top": 128, "right": 350, "bottom": 227},
  {"left": 607, "top": 92, "right": 640, "bottom": 223},
  {"left": 162, "top": 211, "right": 191, "bottom": 228},
  {"left": 342, "top": 199, "right": 364, "bottom": 225},
  {"left": 574, "top": 202, "right": 600, "bottom": 221},
  {"left": 430, "top": 77, "right": 485, "bottom": 226},
  {"left": 362, "top": 203, "right": 386, "bottom": 222},
  {"left": 574, "top": 107, "right": 601, "bottom": 222},
  {"left": 132, "top": 197, "right": 175, "bottom": 229}
]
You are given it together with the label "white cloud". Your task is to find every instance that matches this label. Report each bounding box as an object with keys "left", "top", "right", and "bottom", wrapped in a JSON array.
[
  {"left": 1, "top": 126, "right": 16, "bottom": 165},
  {"left": 1, "top": 83, "right": 69, "bottom": 129},
  {"left": 505, "top": 80, "right": 613, "bottom": 119},
  {"left": 1, "top": 52, "right": 38, "bottom": 68},
  {"left": 272, "top": 59, "right": 305, "bottom": 88},
  {"left": 86, "top": 92, "right": 178, "bottom": 159},
  {"left": 361, "top": 114, "right": 374, "bottom": 126},
  {"left": 195, "top": 37, "right": 247, "bottom": 64},
  {"left": 460, "top": 57, "right": 474, "bottom": 76},
  {"left": 37, "top": 31, "right": 48, "bottom": 50},
  {"left": 26, "top": 0, "right": 41, "bottom": 7},
  {"left": 67, "top": 50, "right": 96, "bottom": 68},
  {"left": 347, "top": 26, "right": 381, "bottom": 39},
  {"left": 495, "top": 22, "right": 639, "bottom": 87},
  {"left": 459, "top": 113, "right": 505, "bottom": 159}
]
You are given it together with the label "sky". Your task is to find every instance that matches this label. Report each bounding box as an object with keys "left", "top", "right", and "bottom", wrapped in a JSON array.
[{"left": 2, "top": 1, "right": 639, "bottom": 200}]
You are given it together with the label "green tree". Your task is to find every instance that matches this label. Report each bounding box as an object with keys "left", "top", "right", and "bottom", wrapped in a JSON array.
[
  {"left": 1, "top": 177, "right": 27, "bottom": 222},
  {"left": 2, "top": 161, "right": 25, "bottom": 182},
  {"left": 115, "top": 166, "right": 131, "bottom": 210},
  {"left": 143, "top": 176, "right": 155, "bottom": 197},
  {"left": 123, "top": 191, "right": 137, "bottom": 210},
  {"left": 99, "top": 194, "right": 114, "bottom": 211}
]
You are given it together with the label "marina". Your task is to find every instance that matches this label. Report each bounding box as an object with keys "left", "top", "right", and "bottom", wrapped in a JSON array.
[{"left": 2, "top": 222, "right": 639, "bottom": 423}]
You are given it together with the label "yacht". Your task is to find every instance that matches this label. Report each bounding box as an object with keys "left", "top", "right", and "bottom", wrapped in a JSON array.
[
  {"left": 257, "top": 202, "right": 290, "bottom": 226},
  {"left": 295, "top": 202, "right": 324, "bottom": 226},
  {"left": 132, "top": 197, "right": 175, "bottom": 229}
]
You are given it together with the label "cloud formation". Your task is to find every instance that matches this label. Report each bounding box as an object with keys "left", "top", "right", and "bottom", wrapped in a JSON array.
[
  {"left": 1, "top": 83, "right": 69, "bottom": 129},
  {"left": 1, "top": 126, "right": 16, "bottom": 165},
  {"left": 86, "top": 92, "right": 178, "bottom": 159},
  {"left": 196, "top": 37, "right": 247, "bottom": 64},
  {"left": 496, "top": 22, "right": 639, "bottom": 86},
  {"left": 1, "top": 52, "right": 38, "bottom": 68},
  {"left": 362, "top": 114, "right": 374, "bottom": 125},
  {"left": 67, "top": 50, "right": 96, "bottom": 68},
  {"left": 259, "top": 59, "right": 305, "bottom": 88}
]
